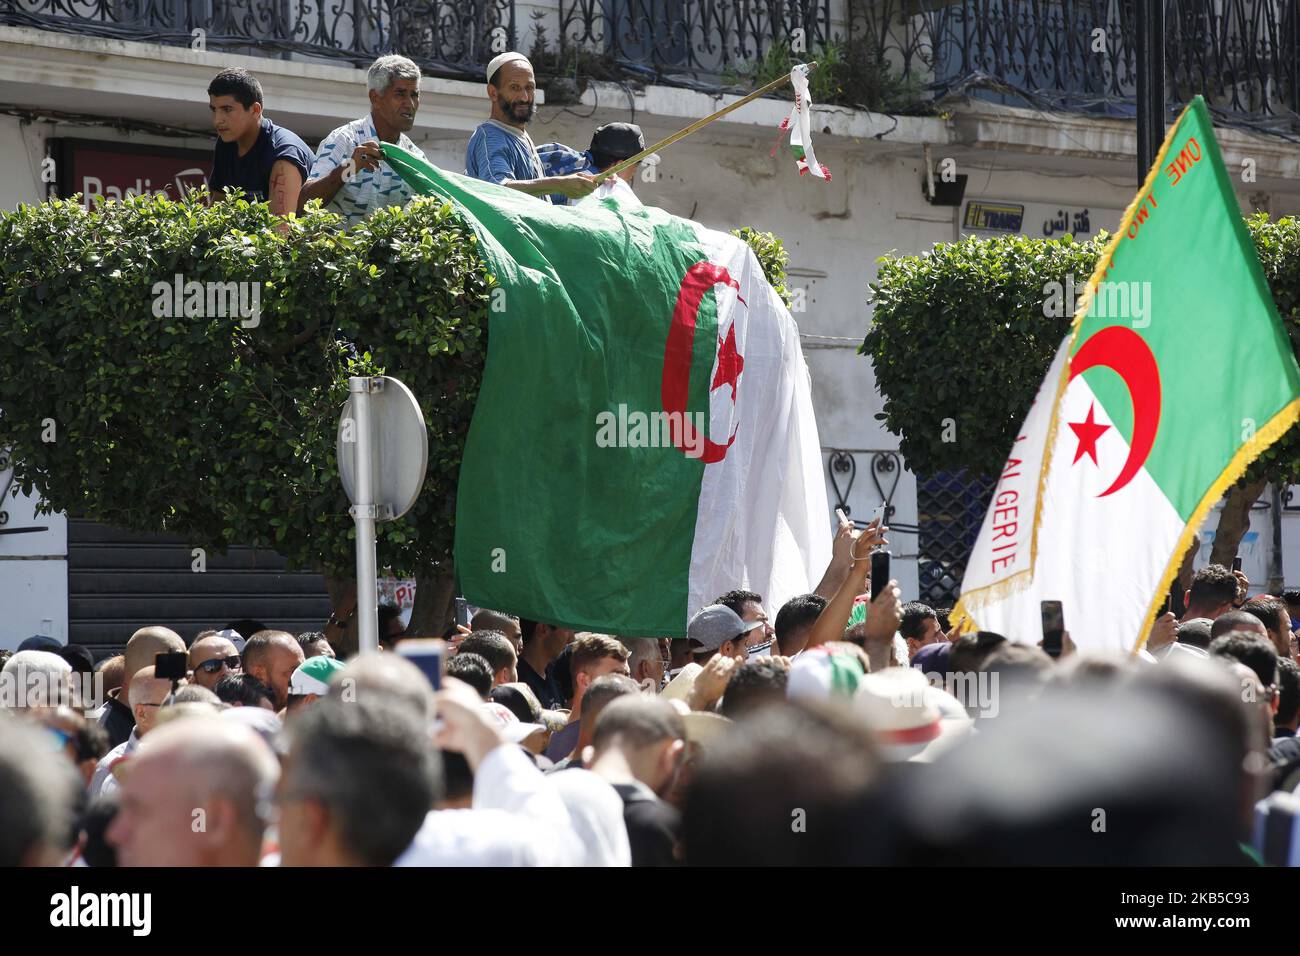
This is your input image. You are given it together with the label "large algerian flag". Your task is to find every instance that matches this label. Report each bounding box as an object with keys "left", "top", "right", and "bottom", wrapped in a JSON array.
[
  {"left": 952, "top": 97, "right": 1300, "bottom": 655},
  {"left": 382, "top": 144, "right": 831, "bottom": 635}
]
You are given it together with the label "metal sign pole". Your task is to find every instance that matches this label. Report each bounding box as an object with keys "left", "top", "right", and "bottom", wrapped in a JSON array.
[
  {"left": 338, "top": 374, "right": 426, "bottom": 652},
  {"left": 349, "top": 376, "right": 380, "bottom": 653}
]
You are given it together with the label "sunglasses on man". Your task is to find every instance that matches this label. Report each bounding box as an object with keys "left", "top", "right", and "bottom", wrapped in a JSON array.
[{"left": 196, "top": 656, "right": 242, "bottom": 675}]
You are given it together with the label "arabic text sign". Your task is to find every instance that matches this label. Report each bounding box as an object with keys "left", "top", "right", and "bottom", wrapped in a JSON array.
[{"left": 962, "top": 199, "right": 1124, "bottom": 241}]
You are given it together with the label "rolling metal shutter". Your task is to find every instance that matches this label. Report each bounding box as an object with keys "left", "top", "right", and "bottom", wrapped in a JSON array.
[{"left": 67, "top": 518, "right": 331, "bottom": 657}]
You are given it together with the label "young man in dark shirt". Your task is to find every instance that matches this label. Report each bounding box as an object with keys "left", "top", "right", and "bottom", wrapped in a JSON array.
[
  {"left": 517, "top": 619, "right": 573, "bottom": 710},
  {"left": 207, "top": 68, "right": 312, "bottom": 217}
]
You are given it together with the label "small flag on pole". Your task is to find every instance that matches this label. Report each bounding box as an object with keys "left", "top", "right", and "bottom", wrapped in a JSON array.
[{"left": 773, "top": 64, "right": 830, "bottom": 181}]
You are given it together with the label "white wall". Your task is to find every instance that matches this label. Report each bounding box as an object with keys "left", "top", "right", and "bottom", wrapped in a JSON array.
[{"left": 0, "top": 481, "right": 68, "bottom": 650}]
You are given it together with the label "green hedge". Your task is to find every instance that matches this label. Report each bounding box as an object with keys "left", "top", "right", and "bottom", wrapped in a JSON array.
[
  {"left": 0, "top": 192, "right": 790, "bottom": 578},
  {"left": 862, "top": 215, "right": 1300, "bottom": 489}
]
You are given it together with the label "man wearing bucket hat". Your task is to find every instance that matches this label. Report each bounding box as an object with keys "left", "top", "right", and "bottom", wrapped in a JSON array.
[{"left": 466, "top": 52, "right": 599, "bottom": 202}]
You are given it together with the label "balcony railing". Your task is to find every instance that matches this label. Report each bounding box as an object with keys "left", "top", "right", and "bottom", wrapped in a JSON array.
[
  {"left": 4, "top": 0, "right": 1300, "bottom": 129},
  {"left": 0, "top": 0, "right": 516, "bottom": 78},
  {"left": 854, "top": 0, "right": 1300, "bottom": 129},
  {"left": 549, "top": 0, "right": 833, "bottom": 83}
]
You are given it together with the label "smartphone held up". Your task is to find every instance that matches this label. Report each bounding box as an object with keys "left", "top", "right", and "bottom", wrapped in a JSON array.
[{"left": 1040, "top": 600, "right": 1065, "bottom": 659}]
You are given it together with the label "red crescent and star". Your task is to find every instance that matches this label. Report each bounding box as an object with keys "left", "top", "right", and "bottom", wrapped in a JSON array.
[
  {"left": 661, "top": 260, "right": 746, "bottom": 463},
  {"left": 1065, "top": 325, "right": 1162, "bottom": 497}
]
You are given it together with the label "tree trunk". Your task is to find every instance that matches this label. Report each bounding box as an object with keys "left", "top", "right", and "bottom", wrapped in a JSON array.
[
  {"left": 407, "top": 562, "right": 458, "bottom": 637},
  {"left": 323, "top": 572, "right": 359, "bottom": 658},
  {"left": 1171, "top": 533, "right": 1200, "bottom": 616},
  {"left": 1209, "top": 478, "right": 1268, "bottom": 572}
]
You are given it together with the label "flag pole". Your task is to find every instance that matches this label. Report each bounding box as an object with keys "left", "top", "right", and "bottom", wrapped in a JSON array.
[{"left": 598, "top": 63, "right": 817, "bottom": 180}]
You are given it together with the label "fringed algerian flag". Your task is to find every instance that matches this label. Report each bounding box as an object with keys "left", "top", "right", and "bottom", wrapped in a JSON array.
[
  {"left": 951, "top": 97, "right": 1300, "bottom": 656},
  {"left": 773, "top": 64, "right": 830, "bottom": 181}
]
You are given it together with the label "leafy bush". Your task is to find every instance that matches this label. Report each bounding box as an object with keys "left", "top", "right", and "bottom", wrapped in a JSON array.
[
  {"left": 0, "top": 191, "right": 791, "bottom": 579},
  {"left": 863, "top": 232, "right": 1105, "bottom": 478},
  {"left": 0, "top": 190, "right": 490, "bottom": 578},
  {"left": 863, "top": 216, "right": 1300, "bottom": 489},
  {"left": 722, "top": 37, "right": 924, "bottom": 112},
  {"left": 732, "top": 226, "right": 791, "bottom": 306}
]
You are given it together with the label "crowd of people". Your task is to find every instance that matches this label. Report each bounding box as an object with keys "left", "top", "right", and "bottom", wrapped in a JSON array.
[
  {"left": 2, "top": 517, "right": 1298, "bottom": 867},
  {"left": 8, "top": 45, "right": 1294, "bottom": 871}
]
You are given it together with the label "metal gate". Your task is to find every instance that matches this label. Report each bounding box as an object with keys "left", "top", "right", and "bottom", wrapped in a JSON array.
[
  {"left": 67, "top": 518, "right": 331, "bottom": 657},
  {"left": 916, "top": 470, "right": 996, "bottom": 609}
]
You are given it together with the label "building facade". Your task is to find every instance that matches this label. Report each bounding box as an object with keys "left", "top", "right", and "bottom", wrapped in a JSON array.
[{"left": 4, "top": 0, "right": 1300, "bottom": 650}]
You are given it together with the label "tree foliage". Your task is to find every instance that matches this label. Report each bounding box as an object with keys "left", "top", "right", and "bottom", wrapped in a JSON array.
[
  {"left": 0, "top": 191, "right": 790, "bottom": 580},
  {"left": 863, "top": 216, "right": 1300, "bottom": 491},
  {"left": 0, "top": 191, "right": 487, "bottom": 577}
]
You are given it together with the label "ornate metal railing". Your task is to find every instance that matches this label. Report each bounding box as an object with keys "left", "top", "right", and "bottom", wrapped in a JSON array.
[
  {"left": 5, "top": 0, "right": 1298, "bottom": 123},
  {"left": 853, "top": 0, "right": 1300, "bottom": 125},
  {"left": 0, "top": 0, "right": 516, "bottom": 78},
  {"left": 915, "top": 468, "right": 995, "bottom": 608},
  {"left": 550, "top": 0, "right": 832, "bottom": 81},
  {"left": 824, "top": 450, "right": 993, "bottom": 608}
]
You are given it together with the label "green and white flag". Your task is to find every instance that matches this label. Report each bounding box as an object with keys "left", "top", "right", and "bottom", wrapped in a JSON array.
[
  {"left": 383, "top": 145, "right": 831, "bottom": 636},
  {"left": 953, "top": 97, "right": 1300, "bottom": 655}
]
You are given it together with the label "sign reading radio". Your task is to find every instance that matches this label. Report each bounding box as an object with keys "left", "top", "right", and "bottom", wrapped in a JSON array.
[{"left": 50, "top": 138, "right": 211, "bottom": 207}]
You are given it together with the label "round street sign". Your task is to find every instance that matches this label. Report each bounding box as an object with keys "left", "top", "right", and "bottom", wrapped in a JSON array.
[{"left": 336, "top": 376, "right": 428, "bottom": 520}]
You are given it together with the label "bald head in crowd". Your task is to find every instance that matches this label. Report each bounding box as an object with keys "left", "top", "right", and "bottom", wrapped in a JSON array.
[
  {"left": 327, "top": 651, "right": 433, "bottom": 720},
  {"left": 128, "top": 666, "right": 175, "bottom": 738},
  {"left": 1211, "top": 611, "right": 1269, "bottom": 642},
  {"left": 189, "top": 631, "right": 242, "bottom": 691},
  {"left": 242, "top": 630, "right": 305, "bottom": 710},
  {"left": 123, "top": 627, "right": 186, "bottom": 689},
  {"left": 107, "top": 716, "right": 279, "bottom": 866}
]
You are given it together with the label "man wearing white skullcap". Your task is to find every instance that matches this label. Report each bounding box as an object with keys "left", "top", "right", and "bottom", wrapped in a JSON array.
[{"left": 465, "top": 52, "right": 599, "bottom": 203}]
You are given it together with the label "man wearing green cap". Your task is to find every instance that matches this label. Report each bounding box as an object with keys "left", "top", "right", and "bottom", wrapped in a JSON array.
[{"left": 285, "top": 656, "right": 346, "bottom": 716}]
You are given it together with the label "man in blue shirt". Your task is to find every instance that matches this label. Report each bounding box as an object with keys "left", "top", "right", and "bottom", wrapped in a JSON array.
[
  {"left": 207, "top": 69, "right": 312, "bottom": 217},
  {"left": 537, "top": 123, "right": 657, "bottom": 205},
  {"left": 465, "top": 52, "right": 599, "bottom": 203}
]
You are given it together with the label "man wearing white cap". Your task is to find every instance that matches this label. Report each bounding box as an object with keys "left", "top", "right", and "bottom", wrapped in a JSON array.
[{"left": 466, "top": 52, "right": 599, "bottom": 203}]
